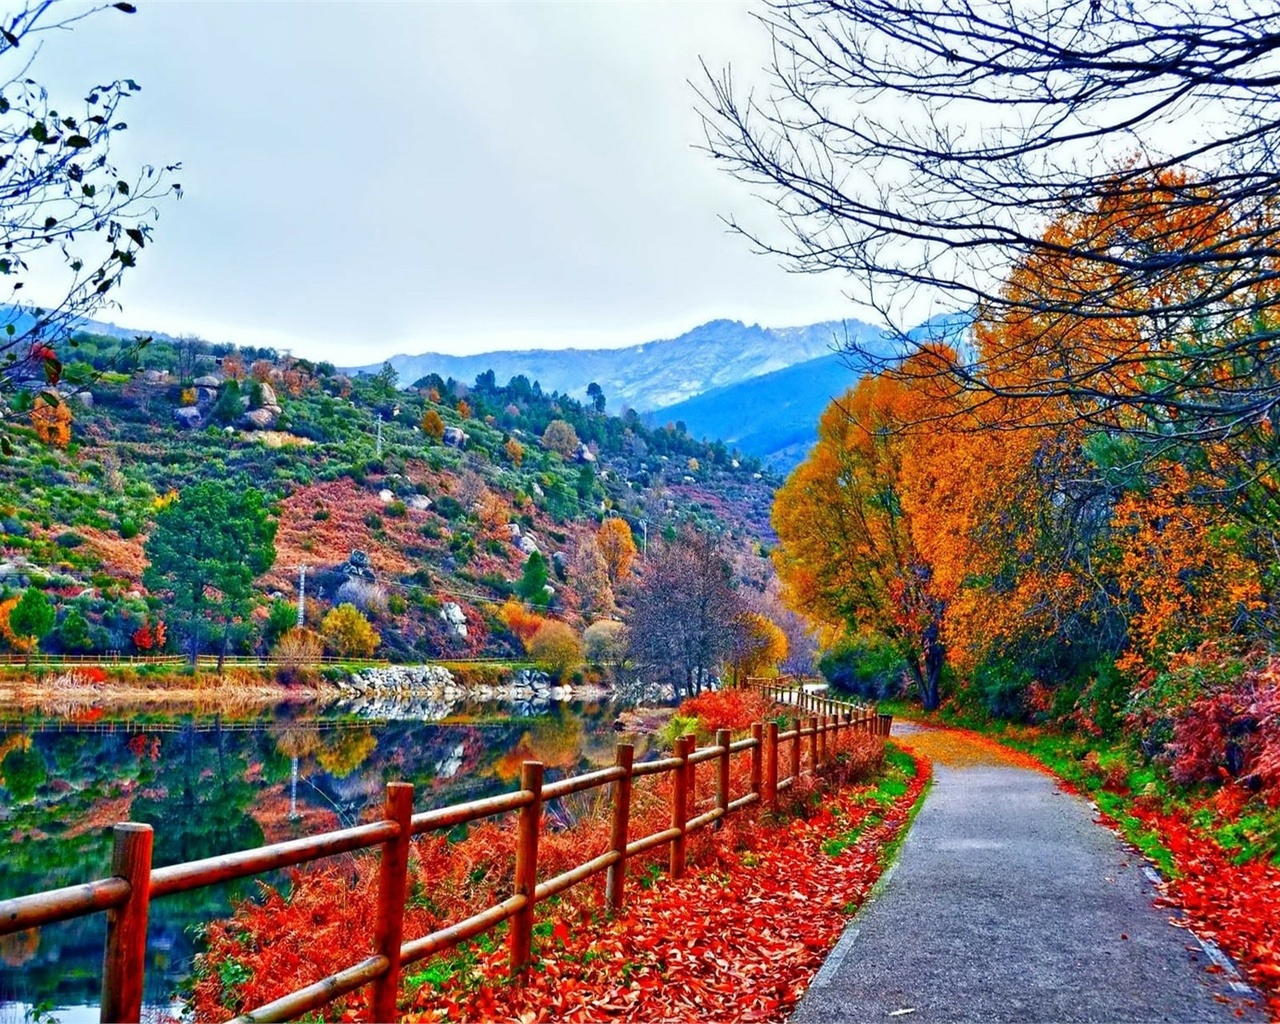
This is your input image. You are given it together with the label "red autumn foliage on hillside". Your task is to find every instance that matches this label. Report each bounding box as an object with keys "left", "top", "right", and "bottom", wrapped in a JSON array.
[{"left": 1166, "top": 665, "right": 1280, "bottom": 798}]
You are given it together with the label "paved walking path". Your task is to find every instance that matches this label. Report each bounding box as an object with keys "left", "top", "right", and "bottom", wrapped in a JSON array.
[{"left": 792, "top": 724, "right": 1264, "bottom": 1023}]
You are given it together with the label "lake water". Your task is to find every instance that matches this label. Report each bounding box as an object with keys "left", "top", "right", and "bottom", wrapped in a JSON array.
[{"left": 0, "top": 692, "right": 656, "bottom": 1022}]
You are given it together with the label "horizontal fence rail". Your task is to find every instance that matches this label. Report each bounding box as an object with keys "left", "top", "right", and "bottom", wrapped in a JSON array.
[
  {"left": 0, "top": 653, "right": 391, "bottom": 668},
  {"left": 0, "top": 691, "right": 890, "bottom": 1024}
]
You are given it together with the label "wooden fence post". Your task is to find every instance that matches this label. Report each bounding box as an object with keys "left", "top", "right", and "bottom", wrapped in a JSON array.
[
  {"left": 670, "top": 735, "right": 693, "bottom": 879},
  {"left": 370, "top": 782, "right": 414, "bottom": 1022},
  {"left": 879, "top": 712, "right": 893, "bottom": 737},
  {"left": 807, "top": 716, "right": 818, "bottom": 769},
  {"left": 750, "top": 723, "right": 763, "bottom": 798},
  {"left": 715, "top": 729, "right": 730, "bottom": 825},
  {"left": 100, "top": 823, "right": 153, "bottom": 1024},
  {"left": 764, "top": 721, "right": 779, "bottom": 811},
  {"left": 606, "top": 743, "right": 634, "bottom": 911},
  {"left": 509, "top": 761, "right": 543, "bottom": 975},
  {"left": 790, "top": 716, "right": 801, "bottom": 784}
]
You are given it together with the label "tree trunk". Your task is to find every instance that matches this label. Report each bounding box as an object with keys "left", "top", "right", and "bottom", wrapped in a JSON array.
[
  {"left": 216, "top": 625, "right": 229, "bottom": 673},
  {"left": 919, "top": 619, "right": 945, "bottom": 711}
]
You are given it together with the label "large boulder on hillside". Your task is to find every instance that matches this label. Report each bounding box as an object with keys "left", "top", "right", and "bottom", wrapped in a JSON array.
[
  {"left": 257, "top": 381, "right": 279, "bottom": 408},
  {"left": 341, "top": 549, "right": 376, "bottom": 582},
  {"left": 193, "top": 374, "right": 222, "bottom": 388},
  {"left": 195, "top": 387, "right": 218, "bottom": 408},
  {"left": 443, "top": 426, "right": 467, "bottom": 448},
  {"left": 241, "top": 407, "right": 279, "bottom": 430},
  {"left": 173, "top": 407, "right": 203, "bottom": 430},
  {"left": 517, "top": 534, "right": 540, "bottom": 555}
]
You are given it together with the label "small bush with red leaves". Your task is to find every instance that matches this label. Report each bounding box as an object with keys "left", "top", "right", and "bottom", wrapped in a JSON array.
[
  {"left": 678, "top": 688, "right": 777, "bottom": 732},
  {"left": 1168, "top": 665, "right": 1280, "bottom": 798}
]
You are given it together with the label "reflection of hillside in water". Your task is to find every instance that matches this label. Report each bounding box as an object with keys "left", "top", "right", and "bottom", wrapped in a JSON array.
[{"left": 0, "top": 696, "right": 633, "bottom": 1020}]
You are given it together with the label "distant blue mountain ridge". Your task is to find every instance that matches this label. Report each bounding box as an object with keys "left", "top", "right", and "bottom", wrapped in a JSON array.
[
  {"left": 649, "top": 313, "right": 971, "bottom": 470},
  {"left": 0, "top": 303, "right": 185, "bottom": 347}
]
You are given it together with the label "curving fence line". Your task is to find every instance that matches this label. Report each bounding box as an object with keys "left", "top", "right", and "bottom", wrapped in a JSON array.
[{"left": 0, "top": 690, "right": 890, "bottom": 1024}]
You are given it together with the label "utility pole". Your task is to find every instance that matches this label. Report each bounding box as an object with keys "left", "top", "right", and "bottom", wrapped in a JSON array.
[
  {"left": 375, "top": 417, "right": 383, "bottom": 458},
  {"left": 296, "top": 564, "right": 308, "bottom": 628}
]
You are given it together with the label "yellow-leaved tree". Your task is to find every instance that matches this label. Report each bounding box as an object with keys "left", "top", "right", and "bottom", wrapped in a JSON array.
[
  {"left": 729, "top": 612, "right": 789, "bottom": 682},
  {"left": 596, "top": 518, "right": 637, "bottom": 586},
  {"left": 320, "top": 604, "right": 380, "bottom": 659}
]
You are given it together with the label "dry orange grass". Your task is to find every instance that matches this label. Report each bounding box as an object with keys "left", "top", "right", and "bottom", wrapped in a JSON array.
[{"left": 68, "top": 525, "right": 148, "bottom": 582}]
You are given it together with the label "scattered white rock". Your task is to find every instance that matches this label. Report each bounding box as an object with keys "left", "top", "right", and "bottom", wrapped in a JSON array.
[
  {"left": 378, "top": 489, "right": 395, "bottom": 504},
  {"left": 439, "top": 601, "right": 468, "bottom": 638},
  {"left": 517, "top": 534, "right": 540, "bottom": 555},
  {"left": 409, "top": 494, "right": 433, "bottom": 512}
]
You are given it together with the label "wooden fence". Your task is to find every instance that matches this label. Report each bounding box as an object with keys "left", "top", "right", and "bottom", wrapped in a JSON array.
[
  {"left": 748, "top": 676, "right": 887, "bottom": 724},
  {"left": 0, "top": 698, "right": 891, "bottom": 1024}
]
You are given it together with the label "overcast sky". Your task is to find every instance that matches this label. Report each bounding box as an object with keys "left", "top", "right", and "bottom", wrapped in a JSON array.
[{"left": 30, "top": 1, "right": 863, "bottom": 363}]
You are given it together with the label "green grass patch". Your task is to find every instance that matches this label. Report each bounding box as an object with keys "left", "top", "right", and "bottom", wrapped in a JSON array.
[{"left": 823, "top": 741, "right": 918, "bottom": 857}]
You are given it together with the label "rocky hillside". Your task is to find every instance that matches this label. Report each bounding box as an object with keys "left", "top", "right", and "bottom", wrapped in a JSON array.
[{"left": 0, "top": 331, "right": 779, "bottom": 664}]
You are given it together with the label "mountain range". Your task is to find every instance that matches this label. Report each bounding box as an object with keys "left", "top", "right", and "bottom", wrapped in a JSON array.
[
  {"left": 653, "top": 314, "right": 969, "bottom": 469},
  {"left": 353, "top": 318, "right": 894, "bottom": 414}
]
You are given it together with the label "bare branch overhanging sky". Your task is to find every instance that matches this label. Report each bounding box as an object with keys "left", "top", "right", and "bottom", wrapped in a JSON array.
[{"left": 33, "top": 1, "right": 863, "bottom": 364}]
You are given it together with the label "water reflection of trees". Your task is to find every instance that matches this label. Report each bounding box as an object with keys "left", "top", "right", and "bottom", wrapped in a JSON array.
[
  {"left": 493, "top": 709, "right": 585, "bottom": 782},
  {"left": 130, "top": 720, "right": 264, "bottom": 867}
]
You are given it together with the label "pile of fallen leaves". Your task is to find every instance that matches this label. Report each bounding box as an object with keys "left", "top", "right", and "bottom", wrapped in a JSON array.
[{"left": 189, "top": 730, "right": 923, "bottom": 1022}]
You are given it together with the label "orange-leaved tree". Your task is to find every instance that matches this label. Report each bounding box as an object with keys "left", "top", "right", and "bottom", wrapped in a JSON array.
[
  {"left": 1112, "top": 461, "right": 1266, "bottom": 671},
  {"left": 773, "top": 370, "right": 952, "bottom": 708},
  {"left": 420, "top": 409, "right": 445, "bottom": 441},
  {"left": 30, "top": 394, "right": 71, "bottom": 447},
  {"left": 497, "top": 598, "right": 546, "bottom": 647}
]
